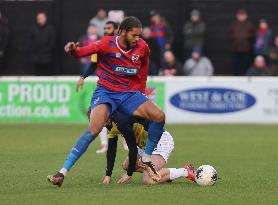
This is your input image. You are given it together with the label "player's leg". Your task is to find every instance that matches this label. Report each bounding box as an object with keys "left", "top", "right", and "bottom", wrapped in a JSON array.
[
  {"left": 112, "top": 111, "right": 138, "bottom": 176},
  {"left": 47, "top": 88, "right": 117, "bottom": 186},
  {"left": 133, "top": 101, "right": 165, "bottom": 180},
  {"left": 119, "top": 92, "right": 165, "bottom": 181},
  {"left": 133, "top": 101, "right": 165, "bottom": 157},
  {"left": 64, "top": 104, "right": 110, "bottom": 173},
  {"left": 122, "top": 155, "right": 180, "bottom": 185},
  {"left": 142, "top": 152, "right": 195, "bottom": 184},
  {"left": 47, "top": 104, "right": 110, "bottom": 186},
  {"left": 143, "top": 131, "right": 195, "bottom": 184},
  {"left": 144, "top": 167, "right": 195, "bottom": 185},
  {"left": 142, "top": 154, "right": 167, "bottom": 185},
  {"left": 87, "top": 106, "right": 109, "bottom": 154},
  {"left": 139, "top": 131, "right": 174, "bottom": 184}
]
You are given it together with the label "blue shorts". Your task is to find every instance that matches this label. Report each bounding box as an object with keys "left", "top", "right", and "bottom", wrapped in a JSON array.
[{"left": 90, "top": 88, "right": 149, "bottom": 115}]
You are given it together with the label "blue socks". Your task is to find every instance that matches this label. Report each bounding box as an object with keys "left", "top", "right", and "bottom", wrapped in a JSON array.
[
  {"left": 145, "top": 121, "right": 164, "bottom": 155},
  {"left": 63, "top": 130, "right": 96, "bottom": 171}
]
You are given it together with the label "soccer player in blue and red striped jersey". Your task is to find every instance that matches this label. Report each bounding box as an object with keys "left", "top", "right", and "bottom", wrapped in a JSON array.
[{"left": 47, "top": 16, "right": 165, "bottom": 186}]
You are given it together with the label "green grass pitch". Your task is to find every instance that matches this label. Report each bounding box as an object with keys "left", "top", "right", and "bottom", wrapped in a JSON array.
[{"left": 0, "top": 123, "right": 278, "bottom": 205}]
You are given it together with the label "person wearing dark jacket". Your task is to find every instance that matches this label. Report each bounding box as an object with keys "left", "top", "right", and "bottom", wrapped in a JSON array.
[
  {"left": 0, "top": 10, "right": 10, "bottom": 71},
  {"left": 229, "top": 9, "right": 255, "bottom": 76},
  {"left": 160, "top": 50, "right": 183, "bottom": 76},
  {"left": 246, "top": 55, "right": 269, "bottom": 76},
  {"left": 28, "top": 12, "right": 56, "bottom": 75},
  {"left": 183, "top": 9, "right": 206, "bottom": 59}
]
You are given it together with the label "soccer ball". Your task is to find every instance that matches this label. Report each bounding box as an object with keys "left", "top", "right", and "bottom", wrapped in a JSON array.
[{"left": 195, "top": 165, "right": 218, "bottom": 186}]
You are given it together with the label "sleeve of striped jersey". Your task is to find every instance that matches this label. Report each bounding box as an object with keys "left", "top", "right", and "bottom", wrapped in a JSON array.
[
  {"left": 73, "top": 40, "right": 103, "bottom": 57},
  {"left": 139, "top": 45, "right": 150, "bottom": 94}
]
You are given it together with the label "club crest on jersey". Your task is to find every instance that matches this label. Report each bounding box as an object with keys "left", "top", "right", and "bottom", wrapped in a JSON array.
[{"left": 131, "top": 54, "right": 140, "bottom": 62}]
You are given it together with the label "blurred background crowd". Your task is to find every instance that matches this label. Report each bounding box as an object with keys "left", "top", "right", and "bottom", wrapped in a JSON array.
[{"left": 1, "top": 0, "right": 278, "bottom": 77}]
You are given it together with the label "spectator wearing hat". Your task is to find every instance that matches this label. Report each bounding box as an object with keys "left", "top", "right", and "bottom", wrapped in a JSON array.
[
  {"left": 268, "top": 35, "right": 278, "bottom": 76},
  {"left": 246, "top": 55, "right": 269, "bottom": 76},
  {"left": 254, "top": 19, "right": 273, "bottom": 57},
  {"left": 183, "top": 9, "right": 206, "bottom": 60},
  {"left": 229, "top": 9, "right": 255, "bottom": 76},
  {"left": 160, "top": 50, "right": 183, "bottom": 76},
  {"left": 183, "top": 47, "right": 214, "bottom": 76},
  {"left": 150, "top": 10, "right": 174, "bottom": 50}
]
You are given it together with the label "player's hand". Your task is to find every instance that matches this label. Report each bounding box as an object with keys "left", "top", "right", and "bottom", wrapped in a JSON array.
[
  {"left": 117, "top": 173, "right": 131, "bottom": 184},
  {"left": 76, "top": 77, "right": 84, "bottom": 92},
  {"left": 102, "top": 176, "right": 111, "bottom": 184},
  {"left": 64, "top": 42, "right": 79, "bottom": 53}
]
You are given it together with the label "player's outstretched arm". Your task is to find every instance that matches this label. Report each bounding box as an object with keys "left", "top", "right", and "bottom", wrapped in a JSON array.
[
  {"left": 103, "top": 136, "right": 118, "bottom": 184},
  {"left": 65, "top": 40, "right": 103, "bottom": 58}
]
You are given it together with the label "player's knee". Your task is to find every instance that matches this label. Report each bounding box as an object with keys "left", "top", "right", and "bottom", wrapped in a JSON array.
[
  {"left": 155, "top": 111, "right": 165, "bottom": 123},
  {"left": 88, "top": 123, "right": 103, "bottom": 136}
]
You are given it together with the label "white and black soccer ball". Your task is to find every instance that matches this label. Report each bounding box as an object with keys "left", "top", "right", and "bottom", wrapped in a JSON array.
[{"left": 195, "top": 165, "right": 218, "bottom": 186}]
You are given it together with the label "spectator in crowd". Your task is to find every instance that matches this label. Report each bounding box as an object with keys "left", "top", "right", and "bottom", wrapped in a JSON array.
[
  {"left": 142, "top": 27, "right": 161, "bottom": 75},
  {"left": 89, "top": 9, "right": 108, "bottom": 37},
  {"left": 254, "top": 19, "right": 273, "bottom": 57},
  {"left": 183, "top": 47, "right": 214, "bottom": 76},
  {"left": 268, "top": 35, "right": 278, "bottom": 76},
  {"left": 160, "top": 50, "right": 183, "bottom": 76},
  {"left": 150, "top": 10, "right": 174, "bottom": 50},
  {"left": 78, "top": 23, "right": 99, "bottom": 74},
  {"left": 229, "top": 9, "right": 255, "bottom": 76},
  {"left": 183, "top": 9, "right": 206, "bottom": 59},
  {"left": 28, "top": 12, "right": 56, "bottom": 75},
  {"left": 0, "top": 10, "right": 10, "bottom": 71},
  {"left": 246, "top": 55, "right": 269, "bottom": 76},
  {"left": 107, "top": 10, "right": 124, "bottom": 24}
]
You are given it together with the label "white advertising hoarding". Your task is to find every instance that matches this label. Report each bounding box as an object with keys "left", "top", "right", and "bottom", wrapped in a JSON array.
[{"left": 165, "top": 77, "right": 278, "bottom": 123}]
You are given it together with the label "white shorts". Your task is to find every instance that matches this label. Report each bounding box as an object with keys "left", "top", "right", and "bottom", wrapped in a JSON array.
[{"left": 138, "top": 130, "right": 174, "bottom": 163}]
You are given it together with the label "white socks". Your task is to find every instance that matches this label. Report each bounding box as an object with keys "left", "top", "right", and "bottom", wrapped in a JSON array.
[
  {"left": 59, "top": 168, "right": 68, "bottom": 176},
  {"left": 99, "top": 127, "right": 108, "bottom": 146},
  {"left": 169, "top": 168, "right": 188, "bottom": 180}
]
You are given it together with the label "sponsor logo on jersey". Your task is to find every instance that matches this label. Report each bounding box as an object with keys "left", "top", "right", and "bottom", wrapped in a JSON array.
[
  {"left": 131, "top": 54, "right": 140, "bottom": 62},
  {"left": 170, "top": 87, "right": 256, "bottom": 113},
  {"left": 114, "top": 66, "right": 138, "bottom": 75}
]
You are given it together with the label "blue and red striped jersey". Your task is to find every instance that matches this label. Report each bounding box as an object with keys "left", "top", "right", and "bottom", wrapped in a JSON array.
[{"left": 73, "top": 36, "right": 150, "bottom": 93}]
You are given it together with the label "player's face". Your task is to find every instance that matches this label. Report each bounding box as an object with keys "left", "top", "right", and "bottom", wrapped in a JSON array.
[
  {"left": 104, "top": 24, "right": 115, "bottom": 36},
  {"left": 123, "top": 27, "right": 141, "bottom": 49}
]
